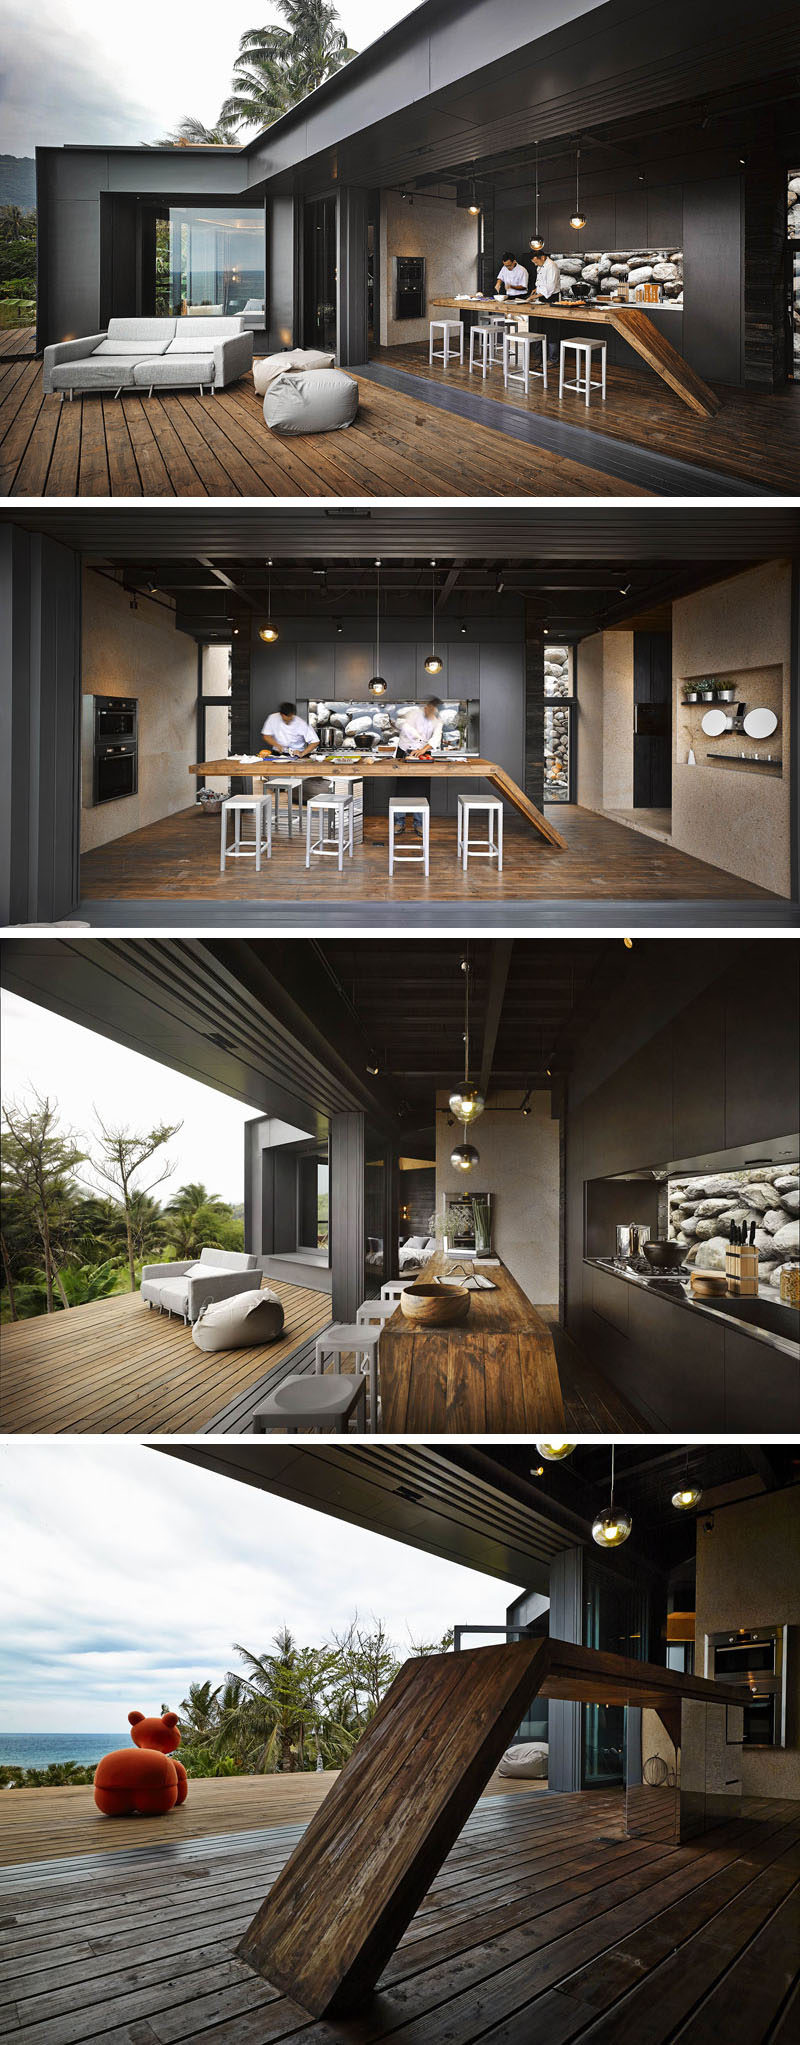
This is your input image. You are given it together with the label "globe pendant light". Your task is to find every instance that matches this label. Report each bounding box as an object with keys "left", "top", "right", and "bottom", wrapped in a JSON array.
[
  {"left": 530, "top": 140, "right": 544, "bottom": 251},
  {"left": 258, "top": 558, "right": 279, "bottom": 643},
  {"left": 672, "top": 1452, "right": 702, "bottom": 1511},
  {"left": 424, "top": 561, "right": 443, "bottom": 676},
  {"left": 368, "top": 559, "right": 387, "bottom": 696},
  {"left": 449, "top": 955, "right": 483, "bottom": 1171},
  {"left": 535, "top": 1440, "right": 576, "bottom": 1461},
  {"left": 570, "top": 141, "right": 586, "bottom": 232},
  {"left": 468, "top": 165, "right": 481, "bottom": 217},
  {"left": 592, "top": 1444, "right": 632, "bottom": 1548}
]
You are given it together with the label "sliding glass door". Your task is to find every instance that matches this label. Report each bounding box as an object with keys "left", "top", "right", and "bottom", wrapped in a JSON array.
[{"left": 304, "top": 196, "right": 337, "bottom": 352}]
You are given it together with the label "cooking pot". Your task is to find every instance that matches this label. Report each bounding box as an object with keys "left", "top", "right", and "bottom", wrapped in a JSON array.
[{"left": 643, "top": 1240, "right": 685, "bottom": 1271}]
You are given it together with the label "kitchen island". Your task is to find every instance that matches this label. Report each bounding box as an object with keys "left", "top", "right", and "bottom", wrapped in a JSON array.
[
  {"left": 190, "top": 756, "right": 567, "bottom": 848},
  {"left": 429, "top": 296, "right": 719, "bottom": 418},
  {"left": 583, "top": 1258, "right": 800, "bottom": 1432},
  {"left": 379, "top": 1253, "right": 564, "bottom": 1434}
]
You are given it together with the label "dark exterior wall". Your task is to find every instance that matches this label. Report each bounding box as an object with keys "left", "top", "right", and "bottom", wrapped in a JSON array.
[
  {"left": 330, "top": 1111, "right": 365, "bottom": 1322},
  {"left": 0, "top": 525, "right": 81, "bottom": 925},
  {"left": 249, "top": 609, "right": 528, "bottom": 817},
  {"left": 564, "top": 943, "right": 800, "bottom": 1431}
]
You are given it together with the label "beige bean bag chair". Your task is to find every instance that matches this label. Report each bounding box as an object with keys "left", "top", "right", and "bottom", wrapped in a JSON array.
[
  {"left": 253, "top": 348, "right": 334, "bottom": 396},
  {"left": 192, "top": 1287, "right": 285, "bottom": 1352},
  {"left": 496, "top": 1741, "right": 548, "bottom": 1779},
  {"left": 264, "top": 367, "right": 359, "bottom": 435}
]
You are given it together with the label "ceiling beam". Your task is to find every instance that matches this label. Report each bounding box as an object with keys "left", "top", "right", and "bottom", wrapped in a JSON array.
[{"left": 479, "top": 941, "right": 515, "bottom": 1097}]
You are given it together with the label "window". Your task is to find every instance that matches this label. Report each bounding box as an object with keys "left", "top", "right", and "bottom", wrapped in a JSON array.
[
  {"left": 155, "top": 207, "right": 265, "bottom": 319},
  {"left": 298, "top": 1153, "right": 329, "bottom": 1251}
]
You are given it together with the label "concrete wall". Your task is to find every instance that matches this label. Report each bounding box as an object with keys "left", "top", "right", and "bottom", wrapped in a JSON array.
[
  {"left": 672, "top": 561, "right": 793, "bottom": 897},
  {"left": 80, "top": 571, "right": 197, "bottom": 851},
  {"left": 435, "top": 1089, "right": 559, "bottom": 1305},
  {"left": 379, "top": 188, "right": 479, "bottom": 347},
  {"left": 695, "top": 1488, "right": 800, "bottom": 1799},
  {"left": 576, "top": 631, "right": 634, "bottom": 811}
]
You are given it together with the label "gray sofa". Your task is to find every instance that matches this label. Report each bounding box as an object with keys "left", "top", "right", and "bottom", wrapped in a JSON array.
[
  {"left": 140, "top": 1246, "right": 260, "bottom": 1325},
  {"left": 43, "top": 317, "right": 253, "bottom": 399}
]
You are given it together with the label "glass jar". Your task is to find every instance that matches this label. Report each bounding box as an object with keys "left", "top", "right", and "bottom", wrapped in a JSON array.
[{"left": 779, "top": 1265, "right": 800, "bottom": 1307}]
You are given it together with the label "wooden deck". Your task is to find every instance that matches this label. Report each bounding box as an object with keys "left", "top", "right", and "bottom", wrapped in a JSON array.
[
  {"left": 0, "top": 323, "right": 37, "bottom": 361},
  {"left": 79, "top": 806, "right": 781, "bottom": 908},
  {"left": 0, "top": 1281, "right": 331, "bottom": 1435},
  {"left": 1, "top": 1788, "right": 797, "bottom": 2042},
  {"left": 371, "top": 344, "right": 800, "bottom": 494},
  {"left": 0, "top": 355, "right": 645, "bottom": 497}
]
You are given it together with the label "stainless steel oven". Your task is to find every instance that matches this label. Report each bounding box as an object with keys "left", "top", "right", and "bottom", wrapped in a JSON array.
[
  {"left": 705, "top": 1626, "right": 788, "bottom": 1747},
  {"left": 95, "top": 741, "right": 138, "bottom": 805},
  {"left": 95, "top": 696, "right": 138, "bottom": 740},
  {"left": 82, "top": 695, "right": 139, "bottom": 807}
]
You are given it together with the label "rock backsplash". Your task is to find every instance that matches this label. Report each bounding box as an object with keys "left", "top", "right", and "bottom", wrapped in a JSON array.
[
  {"left": 669, "top": 1165, "right": 799, "bottom": 1289},
  {"left": 552, "top": 248, "right": 684, "bottom": 306},
  {"left": 788, "top": 173, "right": 800, "bottom": 237},
  {"left": 544, "top": 645, "right": 570, "bottom": 799}
]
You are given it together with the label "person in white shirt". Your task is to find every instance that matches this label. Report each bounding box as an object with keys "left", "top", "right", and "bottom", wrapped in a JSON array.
[
  {"left": 531, "top": 250, "right": 562, "bottom": 362},
  {"left": 495, "top": 253, "right": 529, "bottom": 299},
  {"left": 261, "top": 702, "right": 318, "bottom": 757},
  {"left": 395, "top": 696, "right": 443, "bottom": 834}
]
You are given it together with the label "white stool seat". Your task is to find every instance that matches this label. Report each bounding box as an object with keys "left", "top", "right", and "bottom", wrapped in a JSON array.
[
  {"left": 469, "top": 324, "right": 493, "bottom": 377},
  {"left": 269, "top": 778, "right": 304, "bottom": 838},
  {"left": 503, "top": 329, "right": 547, "bottom": 395},
  {"left": 305, "top": 792, "right": 354, "bottom": 873},
  {"left": 389, "top": 796, "right": 430, "bottom": 877},
  {"left": 356, "top": 1298, "right": 396, "bottom": 1326},
  {"left": 381, "top": 1280, "right": 407, "bottom": 1300},
  {"left": 457, "top": 794, "right": 503, "bottom": 872},
  {"left": 316, "top": 1322, "right": 382, "bottom": 1435},
  {"left": 253, "top": 1373, "right": 366, "bottom": 1433},
  {"left": 489, "top": 313, "right": 519, "bottom": 363},
  {"left": 429, "top": 318, "right": 464, "bottom": 366},
  {"left": 559, "top": 335, "right": 607, "bottom": 406},
  {"left": 220, "top": 793, "right": 272, "bottom": 873}
]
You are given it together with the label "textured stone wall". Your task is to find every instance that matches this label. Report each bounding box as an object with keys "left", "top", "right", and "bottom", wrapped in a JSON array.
[
  {"left": 669, "top": 1165, "right": 799, "bottom": 1289},
  {"left": 544, "top": 644, "right": 570, "bottom": 800},
  {"left": 553, "top": 248, "right": 683, "bottom": 304}
]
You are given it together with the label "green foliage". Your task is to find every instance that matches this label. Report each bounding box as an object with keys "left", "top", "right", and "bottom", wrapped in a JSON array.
[
  {"left": 0, "top": 206, "right": 36, "bottom": 321},
  {"left": 163, "top": 3, "right": 358, "bottom": 145},
  {"left": 0, "top": 1762, "right": 96, "bottom": 1787}
]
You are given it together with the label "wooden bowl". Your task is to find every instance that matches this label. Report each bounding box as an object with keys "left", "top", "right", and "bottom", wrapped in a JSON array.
[
  {"left": 690, "top": 1270, "right": 727, "bottom": 1299},
  {"left": 400, "top": 1283, "right": 471, "bottom": 1327}
]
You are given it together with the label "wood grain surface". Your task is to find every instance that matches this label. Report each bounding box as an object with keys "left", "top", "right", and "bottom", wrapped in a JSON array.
[
  {"left": 191, "top": 756, "right": 568, "bottom": 848},
  {"left": 379, "top": 1254, "right": 565, "bottom": 1433},
  {"left": 430, "top": 297, "right": 720, "bottom": 415}
]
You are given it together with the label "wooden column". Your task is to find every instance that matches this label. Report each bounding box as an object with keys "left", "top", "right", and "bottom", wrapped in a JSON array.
[
  {"left": 330, "top": 1109, "right": 365, "bottom": 1322},
  {"left": 524, "top": 599, "right": 546, "bottom": 812},
  {"left": 744, "top": 125, "right": 785, "bottom": 389}
]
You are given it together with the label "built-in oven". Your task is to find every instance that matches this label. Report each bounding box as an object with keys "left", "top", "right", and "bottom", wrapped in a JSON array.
[
  {"left": 95, "top": 696, "right": 138, "bottom": 740},
  {"left": 82, "top": 695, "right": 139, "bottom": 807},
  {"left": 95, "top": 741, "right": 138, "bottom": 805},
  {"left": 705, "top": 1626, "right": 788, "bottom": 1747}
]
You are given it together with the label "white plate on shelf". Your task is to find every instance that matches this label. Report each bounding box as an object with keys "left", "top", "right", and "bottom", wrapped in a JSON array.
[
  {"left": 701, "top": 708, "right": 728, "bottom": 737},
  {"left": 743, "top": 707, "right": 778, "bottom": 739}
]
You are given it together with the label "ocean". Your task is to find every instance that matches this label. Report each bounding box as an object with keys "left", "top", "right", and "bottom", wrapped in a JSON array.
[{"left": 0, "top": 1733, "right": 127, "bottom": 1770}]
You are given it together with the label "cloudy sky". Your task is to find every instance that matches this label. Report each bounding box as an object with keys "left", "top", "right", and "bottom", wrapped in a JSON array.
[
  {"left": 2, "top": 990, "right": 256, "bottom": 1205},
  {"left": 0, "top": 1441, "right": 517, "bottom": 1729},
  {"left": 0, "top": 1, "right": 416, "bottom": 155}
]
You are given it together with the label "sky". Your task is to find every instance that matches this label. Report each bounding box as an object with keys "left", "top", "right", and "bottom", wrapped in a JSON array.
[
  {"left": 0, "top": 1440, "right": 518, "bottom": 1729},
  {"left": 0, "top": 1, "right": 417, "bottom": 156},
  {"left": 1, "top": 990, "right": 256, "bottom": 1206}
]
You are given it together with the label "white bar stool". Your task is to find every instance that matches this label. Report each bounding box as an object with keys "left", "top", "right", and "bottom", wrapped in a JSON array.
[
  {"left": 469, "top": 324, "right": 493, "bottom": 377},
  {"left": 559, "top": 336, "right": 607, "bottom": 406},
  {"left": 253, "top": 1373, "right": 366, "bottom": 1434},
  {"left": 270, "top": 778, "right": 304, "bottom": 837},
  {"left": 490, "top": 314, "right": 519, "bottom": 363},
  {"left": 503, "top": 329, "right": 547, "bottom": 395},
  {"left": 457, "top": 795, "right": 503, "bottom": 872},
  {"left": 316, "top": 1323, "right": 382, "bottom": 1435},
  {"left": 389, "top": 797, "right": 430, "bottom": 877},
  {"left": 220, "top": 793, "right": 272, "bottom": 873},
  {"left": 356, "top": 1298, "right": 396, "bottom": 1327},
  {"left": 381, "top": 1280, "right": 407, "bottom": 1301},
  {"left": 429, "top": 318, "right": 463, "bottom": 365},
  {"left": 305, "top": 792, "right": 354, "bottom": 873}
]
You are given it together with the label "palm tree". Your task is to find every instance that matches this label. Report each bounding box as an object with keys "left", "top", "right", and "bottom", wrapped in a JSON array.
[
  {"left": 220, "top": 4, "right": 358, "bottom": 135},
  {"left": 154, "top": 115, "right": 241, "bottom": 146},
  {"left": 179, "top": 1678, "right": 220, "bottom": 1741},
  {"left": 213, "top": 1631, "right": 338, "bottom": 1772},
  {"left": 162, "top": 1183, "right": 234, "bottom": 1259}
]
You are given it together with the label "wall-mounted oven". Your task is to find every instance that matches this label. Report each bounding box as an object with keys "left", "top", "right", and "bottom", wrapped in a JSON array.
[
  {"left": 705, "top": 1625, "right": 788, "bottom": 1747},
  {"left": 94, "top": 697, "right": 138, "bottom": 740},
  {"left": 82, "top": 695, "right": 139, "bottom": 807}
]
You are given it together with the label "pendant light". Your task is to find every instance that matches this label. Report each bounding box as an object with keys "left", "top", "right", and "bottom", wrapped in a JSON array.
[
  {"left": 467, "top": 165, "right": 481, "bottom": 217},
  {"left": 592, "top": 1445, "right": 632, "bottom": 1548},
  {"left": 530, "top": 140, "right": 544, "bottom": 251},
  {"left": 368, "top": 559, "right": 387, "bottom": 696},
  {"left": 535, "top": 1441, "right": 576, "bottom": 1461},
  {"left": 258, "top": 558, "right": 279, "bottom": 643},
  {"left": 570, "top": 141, "right": 586, "bottom": 232},
  {"left": 449, "top": 956, "right": 483, "bottom": 1171},
  {"left": 672, "top": 1451, "right": 702, "bottom": 1511},
  {"left": 424, "top": 561, "right": 443, "bottom": 677}
]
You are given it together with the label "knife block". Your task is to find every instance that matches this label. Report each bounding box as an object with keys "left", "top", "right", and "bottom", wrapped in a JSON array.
[{"left": 725, "top": 1245, "right": 759, "bottom": 1296}]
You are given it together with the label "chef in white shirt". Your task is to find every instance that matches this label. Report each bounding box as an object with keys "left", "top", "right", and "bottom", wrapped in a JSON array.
[
  {"left": 394, "top": 695, "right": 443, "bottom": 835},
  {"left": 261, "top": 702, "right": 318, "bottom": 756},
  {"left": 495, "top": 252, "right": 529, "bottom": 299},
  {"left": 531, "top": 250, "right": 562, "bottom": 362}
]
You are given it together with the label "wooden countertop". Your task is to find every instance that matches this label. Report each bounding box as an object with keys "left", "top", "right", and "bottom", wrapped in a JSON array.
[
  {"left": 430, "top": 295, "right": 719, "bottom": 417},
  {"left": 378, "top": 1253, "right": 564, "bottom": 1433},
  {"left": 190, "top": 757, "right": 567, "bottom": 848}
]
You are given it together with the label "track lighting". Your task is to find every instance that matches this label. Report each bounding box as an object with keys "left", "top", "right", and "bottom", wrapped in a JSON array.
[
  {"left": 258, "top": 559, "right": 278, "bottom": 642},
  {"left": 369, "top": 560, "right": 388, "bottom": 695},
  {"left": 570, "top": 141, "right": 586, "bottom": 231}
]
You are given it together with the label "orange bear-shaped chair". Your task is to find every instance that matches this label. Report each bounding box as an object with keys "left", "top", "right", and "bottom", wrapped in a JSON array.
[{"left": 94, "top": 1711, "right": 189, "bottom": 1817}]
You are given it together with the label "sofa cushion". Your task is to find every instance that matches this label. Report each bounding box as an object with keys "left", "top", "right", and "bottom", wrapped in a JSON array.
[
  {"left": 173, "top": 316, "right": 245, "bottom": 338},
  {"left": 107, "top": 318, "right": 176, "bottom": 342},
  {"left": 165, "top": 337, "right": 222, "bottom": 356},
  {"left": 192, "top": 1287, "right": 285, "bottom": 1352},
  {"left": 198, "top": 1248, "right": 257, "bottom": 1271},
  {"left": 253, "top": 348, "right": 335, "bottom": 395},
  {"left": 92, "top": 338, "right": 169, "bottom": 357},
  {"left": 264, "top": 368, "right": 358, "bottom": 435},
  {"left": 49, "top": 359, "right": 140, "bottom": 389},
  {"left": 131, "top": 355, "right": 215, "bottom": 386},
  {"left": 497, "top": 1742, "right": 548, "bottom": 1779},
  {"left": 153, "top": 1276, "right": 191, "bottom": 1314}
]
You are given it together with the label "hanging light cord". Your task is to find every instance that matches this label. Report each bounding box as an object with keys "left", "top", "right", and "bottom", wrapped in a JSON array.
[
  {"left": 431, "top": 565, "right": 437, "bottom": 662},
  {"left": 376, "top": 560, "right": 381, "bottom": 670},
  {"left": 575, "top": 144, "right": 581, "bottom": 220},
  {"left": 610, "top": 1443, "right": 616, "bottom": 1514}
]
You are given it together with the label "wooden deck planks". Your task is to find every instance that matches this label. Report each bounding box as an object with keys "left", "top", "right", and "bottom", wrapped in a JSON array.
[
  {"left": 2, "top": 1792, "right": 795, "bottom": 2044},
  {"left": 0, "top": 1282, "right": 331, "bottom": 1435}
]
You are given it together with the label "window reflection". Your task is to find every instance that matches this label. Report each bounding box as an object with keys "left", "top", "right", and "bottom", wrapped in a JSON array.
[{"left": 155, "top": 208, "right": 265, "bottom": 319}]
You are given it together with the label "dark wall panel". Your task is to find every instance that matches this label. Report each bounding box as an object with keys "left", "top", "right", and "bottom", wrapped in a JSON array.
[
  {"left": 0, "top": 525, "right": 81, "bottom": 925},
  {"left": 331, "top": 1111, "right": 365, "bottom": 1322},
  {"left": 547, "top": 1546, "right": 584, "bottom": 1794},
  {"left": 338, "top": 186, "right": 370, "bottom": 365},
  {"left": 683, "top": 175, "right": 743, "bottom": 385}
]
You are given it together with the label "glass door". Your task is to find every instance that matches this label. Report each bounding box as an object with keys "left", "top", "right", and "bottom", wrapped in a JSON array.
[{"left": 304, "top": 196, "right": 337, "bottom": 352}]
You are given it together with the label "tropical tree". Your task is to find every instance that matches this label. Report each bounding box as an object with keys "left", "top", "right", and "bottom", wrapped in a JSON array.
[
  {"left": 161, "top": 1183, "right": 243, "bottom": 1259},
  {"left": 89, "top": 1114, "right": 182, "bottom": 1291},
  {"left": 154, "top": 116, "right": 241, "bottom": 146},
  {"left": 219, "top": 5, "right": 357, "bottom": 135},
  {"left": 213, "top": 1630, "right": 342, "bottom": 1772},
  {"left": 1, "top": 1094, "right": 86, "bottom": 1313}
]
